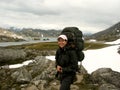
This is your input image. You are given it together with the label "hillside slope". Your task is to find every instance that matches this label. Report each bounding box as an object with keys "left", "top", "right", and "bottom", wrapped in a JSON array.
[{"left": 86, "top": 22, "right": 120, "bottom": 41}]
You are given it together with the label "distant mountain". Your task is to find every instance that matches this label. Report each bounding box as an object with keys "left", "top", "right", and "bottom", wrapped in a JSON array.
[
  {"left": 86, "top": 22, "right": 120, "bottom": 41},
  {"left": 0, "top": 26, "right": 104, "bottom": 42},
  {"left": 0, "top": 27, "right": 62, "bottom": 41},
  {"left": 0, "top": 28, "right": 24, "bottom": 42},
  {"left": 15, "top": 28, "right": 61, "bottom": 40},
  {"left": 19, "top": 28, "right": 61, "bottom": 37}
]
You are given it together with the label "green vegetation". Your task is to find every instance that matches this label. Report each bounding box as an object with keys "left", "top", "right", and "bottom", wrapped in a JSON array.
[
  {"left": 5, "top": 42, "right": 58, "bottom": 50},
  {"left": 84, "top": 42, "right": 111, "bottom": 50},
  {"left": 26, "top": 42, "right": 58, "bottom": 50},
  {"left": 5, "top": 41, "right": 111, "bottom": 50}
]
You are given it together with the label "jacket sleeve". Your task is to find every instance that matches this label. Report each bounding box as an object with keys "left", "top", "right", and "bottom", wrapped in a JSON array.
[
  {"left": 62, "top": 50, "right": 78, "bottom": 73},
  {"left": 55, "top": 49, "right": 59, "bottom": 68}
]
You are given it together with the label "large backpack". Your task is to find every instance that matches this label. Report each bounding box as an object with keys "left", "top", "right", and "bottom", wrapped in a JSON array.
[{"left": 61, "top": 27, "right": 84, "bottom": 62}]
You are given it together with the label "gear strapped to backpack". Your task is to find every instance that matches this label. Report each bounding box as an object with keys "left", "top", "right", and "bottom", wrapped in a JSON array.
[{"left": 61, "top": 27, "right": 84, "bottom": 62}]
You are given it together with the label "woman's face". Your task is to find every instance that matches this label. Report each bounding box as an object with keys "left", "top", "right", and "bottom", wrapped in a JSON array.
[{"left": 58, "top": 38, "right": 67, "bottom": 48}]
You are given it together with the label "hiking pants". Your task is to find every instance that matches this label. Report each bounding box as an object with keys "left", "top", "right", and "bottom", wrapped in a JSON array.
[{"left": 60, "top": 75, "right": 73, "bottom": 90}]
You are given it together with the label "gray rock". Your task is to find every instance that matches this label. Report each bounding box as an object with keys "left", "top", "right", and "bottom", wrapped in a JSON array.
[
  {"left": 24, "top": 85, "right": 39, "bottom": 90},
  {"left": 78, "top": 63, "right": 88, "bottom": 74},
  {"left": 16, "top": 67, "right": 32, "bottom": 84},
  {"left": 99, "top": 83, "right": 120, "bottom": 90},
  {"left": 0, "top": 49, "right": 27, "bottom": 64},
  {"left": 91, "top": 68, "right": 120, "bottom": 88}
]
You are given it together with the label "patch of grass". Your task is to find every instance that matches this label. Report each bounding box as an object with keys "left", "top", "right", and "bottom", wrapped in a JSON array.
[
  {"left": 25, "top": 42, "right": 58, "bottom": 50},
  {"left": 5, "top": 42, "right": 58, "bottom": 50},
  {"left": 84, "top": 42, "right": 111, "bottom": 50},
  {"left": 4, "top": 41, "right": 112, "bottom": 50}
]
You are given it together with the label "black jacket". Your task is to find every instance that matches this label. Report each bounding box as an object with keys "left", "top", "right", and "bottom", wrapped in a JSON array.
[{"left": 55, "top": 46, "right": 78, "bottom": 75}]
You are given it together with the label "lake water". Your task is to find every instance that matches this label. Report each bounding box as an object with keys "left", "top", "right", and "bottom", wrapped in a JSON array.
[{"left": 0, "top": 37, "right": 57, "bottom": 47}]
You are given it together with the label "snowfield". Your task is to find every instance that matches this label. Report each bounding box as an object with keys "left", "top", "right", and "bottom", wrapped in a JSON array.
[{"left": 82, "top": 45, "right": 120, "bottom": 73}]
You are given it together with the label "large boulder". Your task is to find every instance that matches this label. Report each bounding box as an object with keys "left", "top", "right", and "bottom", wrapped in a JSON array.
[
  {"left": 91, "top": 68, "right": 120, "bottom": 88},
  {"left": 0, "top": 49, "right": 27, "bottom": 65},
  {"left": 99, "top": 83, "right": 120, "bottom": 90},
  {"left": 11, "top": 67, "right": 32, "bottom": 84}
]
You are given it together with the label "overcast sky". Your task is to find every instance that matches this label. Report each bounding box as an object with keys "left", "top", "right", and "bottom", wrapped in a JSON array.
[{"left": 0, "top": 0, "right": 120, "bottom": 33}]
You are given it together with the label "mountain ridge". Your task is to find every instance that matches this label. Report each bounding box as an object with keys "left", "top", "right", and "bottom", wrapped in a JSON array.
[
  {"left": 86, "top": 22, "right": 120, "bottom": 41},
  {"left": 1, "top": 22, "right": 120, "bottom": 42}
]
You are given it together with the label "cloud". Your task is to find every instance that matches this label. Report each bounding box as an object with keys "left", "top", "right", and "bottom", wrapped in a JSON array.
[{"left": 0, "top": 0, "right": 120, "bottom": 33}]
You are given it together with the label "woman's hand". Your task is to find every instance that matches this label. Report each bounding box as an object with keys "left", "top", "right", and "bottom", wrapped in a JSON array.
[{"left": 57, "top": 65, "right": 62, "bottom": 73}]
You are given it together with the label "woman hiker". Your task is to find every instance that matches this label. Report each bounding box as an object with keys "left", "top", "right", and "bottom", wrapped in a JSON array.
[{"left": 55, "top": 34, "right": 78, "bottom": 90}]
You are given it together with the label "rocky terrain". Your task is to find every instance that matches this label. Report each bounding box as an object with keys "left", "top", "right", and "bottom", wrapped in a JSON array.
[
  {"left": 0, "top": 49, "right": 120, "bottom": 90},
  {"left": 0, "top": 28, "right": 25, "bottom": 42},
  {"left": 0, "top": 48, "right": 56, "bottom": 66}
]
